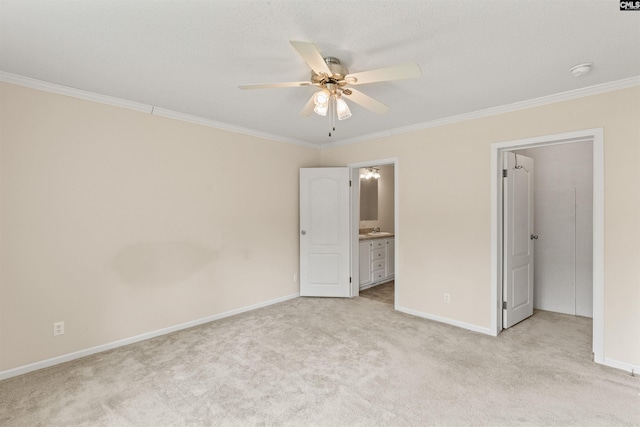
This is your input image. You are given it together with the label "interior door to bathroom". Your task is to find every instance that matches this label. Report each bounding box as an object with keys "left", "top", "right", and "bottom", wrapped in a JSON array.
[
  {"left": 503, "top": 152, "right": 535, "bottom": 328},
  {"left": 299, "top": 167, "right": 351, "bottom": 297}
]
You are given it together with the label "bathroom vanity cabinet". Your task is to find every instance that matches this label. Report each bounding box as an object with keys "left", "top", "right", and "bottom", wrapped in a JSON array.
[{"left": 359, "top": 236, "right": 394, "bottom": 290}]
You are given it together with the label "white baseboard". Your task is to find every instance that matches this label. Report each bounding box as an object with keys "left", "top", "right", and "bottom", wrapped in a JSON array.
[
  {"left": 603, "top": 357, "right": 640, "bottom": 375},
  {"left": 0, "top": 293, "right": 299, "bottom": 381},
  {"left": 396, "top": 306, "right": 640, "bottom": 375},
  {"left": 395, "top": 305, "right": 492, "bottom": 335}
]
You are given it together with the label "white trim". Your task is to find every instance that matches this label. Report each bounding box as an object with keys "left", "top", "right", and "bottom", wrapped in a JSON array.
[
  {"left": 0, "top": 293, "right": 299, "bottom": 381},
  {"left": 0, "top": 72, "right": 316, "bottom": 149},
  {"left": 347, "top": 157, "right": 398, "bottom": 168},
  {"left": 490, "top": 128, "right": 604, "bottom": 364},
  {"left": 393, "top": 160, "right": 399, "bottom": 310},
  {"left": 592, "top": 134, "right": 605, "bottom": 364},
  {"left": 152, "top": 108, "right": 318, "bottom": 149},
  {"left": 322, "top": 76, "right": 640, "bottom": 149},
  {"left": 0, "top": 71, "right": 153, "bottom": 113},
  {"left": 603, "top": 357, "right": 640, "bottom": 375},
  {"left": 350, "top": 167, "right": 361, "bottom": 297},
  {"left": 396, "top": 306, "right": 492, "bottom": 335},
  {"left": 3, "top": 71, "right": 637, "bottom": 151}
]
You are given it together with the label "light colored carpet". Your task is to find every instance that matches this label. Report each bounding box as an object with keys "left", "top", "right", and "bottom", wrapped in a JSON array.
[{"left": 1, "top": 296, "right": 638, "bottom": 426}]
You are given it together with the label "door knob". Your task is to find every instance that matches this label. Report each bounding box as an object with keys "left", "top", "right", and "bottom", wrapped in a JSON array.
[
  {"left": 301, "top": 230, "right": 306, "bottom": 235},
  {"left": 531, "top": 234, "right": 539, "bottom": 240}
]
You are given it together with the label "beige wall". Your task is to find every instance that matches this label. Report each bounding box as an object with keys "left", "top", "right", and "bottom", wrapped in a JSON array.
[
  {"left": 321, "top": 87, "right": 640, "bottom": 367},
  {"left": 0, "top": 83, "right": 320, "bottom": 371},
  {"left": 2, "top": 81, "right": 638, "bottom": 373}
]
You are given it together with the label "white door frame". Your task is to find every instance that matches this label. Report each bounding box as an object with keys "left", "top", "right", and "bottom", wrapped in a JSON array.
[
  {"left": 348, "top": 158, "right": 399, "bottom": 305},
  {"left": 490, "top": 128, "right": 604, "bottom": 364}
]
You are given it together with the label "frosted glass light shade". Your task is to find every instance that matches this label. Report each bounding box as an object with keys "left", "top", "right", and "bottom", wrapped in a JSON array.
[
  {"left": 314, "top": 91, "right": 329, "bottom": 105},
  {"left": 314, "top": 103, "right": 328, "bottom": 116},
  {"left": 336, "top": 98, "right": 351, "bottom": 120}
]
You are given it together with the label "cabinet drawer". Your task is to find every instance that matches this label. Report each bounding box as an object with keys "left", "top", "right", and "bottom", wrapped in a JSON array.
[
  {"left": 372, "top": 248, "right": 385, "bottom": 260},
  {"left": 372, "top": 239, "right": 385, "bottom": 249},
  {"left": 372, "top": 270, "right": 385, "bottom": 282},
  {"left": 372, "top": 260, "right": 384, "bottom": 271}
]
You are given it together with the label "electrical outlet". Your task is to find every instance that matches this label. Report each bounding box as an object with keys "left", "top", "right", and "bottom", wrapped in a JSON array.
[
  {"left": 53, "top": 321, "right": 64, "bottom": 336},
  {"left": 444, "top": 293, "right": 451, "bottom": 303},
  {"left": 293, "top": 273, "right": 298, "bottom": 283}
]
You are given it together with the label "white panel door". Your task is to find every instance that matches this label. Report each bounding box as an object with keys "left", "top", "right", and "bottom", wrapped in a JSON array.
[
  {"left": 503, "top": 152, "right": 535, "bottom": 328},
  {"left": 300, "top": 168, "right": 350, "bottom": 297}
]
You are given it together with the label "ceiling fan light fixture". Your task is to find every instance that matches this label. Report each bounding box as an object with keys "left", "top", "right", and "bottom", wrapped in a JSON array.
[
  {"left": 314, "top": 103, "right": 328, "bottom": 116},
  {"left": 239, "top": 41, "right": 422, "bottom": 135},
  {"left": 336, "top": 97, "right": 352, "bottom": 120},
  {"left": 313, "top": 90, "right": 329, "bottom": 106},
  {"left": 313, "top": 90, "right": 329, "bottom": 116}
]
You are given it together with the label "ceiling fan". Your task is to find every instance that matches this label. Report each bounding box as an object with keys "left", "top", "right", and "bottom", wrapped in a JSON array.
[{"left": 239, "top": 41, "right": 422, "bottom": 136}]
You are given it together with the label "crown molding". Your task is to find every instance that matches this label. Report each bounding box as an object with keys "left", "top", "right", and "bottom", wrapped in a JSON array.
[
  {"left": 3, "top": 71, "right": 638, "bottom": 151},
  {"left": 321, "top": 75, "right": 640, "bottom": 149},
  {"left": 0, "top": 72, "right": 153, "bottom": 113},
  {"left": 151, "top": 108, "right": 318, "bottom": 149},
  {"left": 0, "top": 72, "right": 319, "bottom": 150}
]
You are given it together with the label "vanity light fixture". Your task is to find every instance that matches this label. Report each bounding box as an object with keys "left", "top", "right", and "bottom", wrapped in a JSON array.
[{"left": 360, "top": 167, "right": 381, "bottom": 180}]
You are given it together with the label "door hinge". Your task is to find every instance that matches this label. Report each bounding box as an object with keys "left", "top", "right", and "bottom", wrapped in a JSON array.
[
  {"left": 502, "top": 301, "right": 507, "bottom": 309},
  {"left": 349, "top": 180, "right": 352, "bottom": 187},
  {"left": 502, "top": 169, "right": 507, "bottom": 178},
  {"left": 349, "top": 277, "right": 352, "bottom": 283}
]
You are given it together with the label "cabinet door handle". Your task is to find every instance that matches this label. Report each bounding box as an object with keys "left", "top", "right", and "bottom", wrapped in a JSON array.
[{"left": 301, "top": 230, "right": 306, "bottom": 235}]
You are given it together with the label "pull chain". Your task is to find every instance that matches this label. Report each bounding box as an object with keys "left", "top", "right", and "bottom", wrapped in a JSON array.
[{"left": 329, "top": 96, "right": 336, "bottom": 137}]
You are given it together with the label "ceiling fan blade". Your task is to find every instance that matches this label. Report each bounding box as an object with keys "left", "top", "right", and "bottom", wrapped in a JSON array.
[
  {"left": 290, "top": 41, "right": 332, "bottom": 76},
  {"left": 346, "top": 63, "right": 422, "bottom": 85},
  {"left": 299, "top": 93, "right": 316, "bottom": 117},
  {"left": 239, "top": 81, "right": 312, "bottom": 90},
  {"left": 343, "top": 88, "right": 389, "bottom": 115}
]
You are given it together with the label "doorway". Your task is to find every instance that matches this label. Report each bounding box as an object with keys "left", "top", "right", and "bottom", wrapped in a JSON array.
[
  {"left": 514, "top": 142, "right": 594, "bottom": 317},
  {"left": 490, "top": 128, "right": 604, "bottom": 364},
  {"left": 349, "top": 158, "right": 399, "bottom": 306}
]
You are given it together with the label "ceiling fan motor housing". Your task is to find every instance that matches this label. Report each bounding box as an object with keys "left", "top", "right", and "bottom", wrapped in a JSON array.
[{"left": 311, "top": 57, "right": 349, "bottom": 88}]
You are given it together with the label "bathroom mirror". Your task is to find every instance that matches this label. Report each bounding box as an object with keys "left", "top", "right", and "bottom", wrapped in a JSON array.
[{"left": 360, "top": 177, "right": 378, "bottom": 220}]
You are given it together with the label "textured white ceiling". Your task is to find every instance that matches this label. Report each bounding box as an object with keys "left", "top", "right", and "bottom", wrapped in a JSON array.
[{"left": 1, "top": 1, "right": 639, "bottom": 145}]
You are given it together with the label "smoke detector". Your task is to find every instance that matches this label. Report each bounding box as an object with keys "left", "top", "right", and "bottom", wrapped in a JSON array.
[{"left": 570, "top": 63, "right": 592, "bottom": 77}]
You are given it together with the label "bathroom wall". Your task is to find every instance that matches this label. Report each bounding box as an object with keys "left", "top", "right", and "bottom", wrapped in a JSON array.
[
  {"left": 516, "top": 142, "right": 593, "bottom": 317},
  {"left": 359, "top": 164, "right": 395, "bottom": 232}
]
